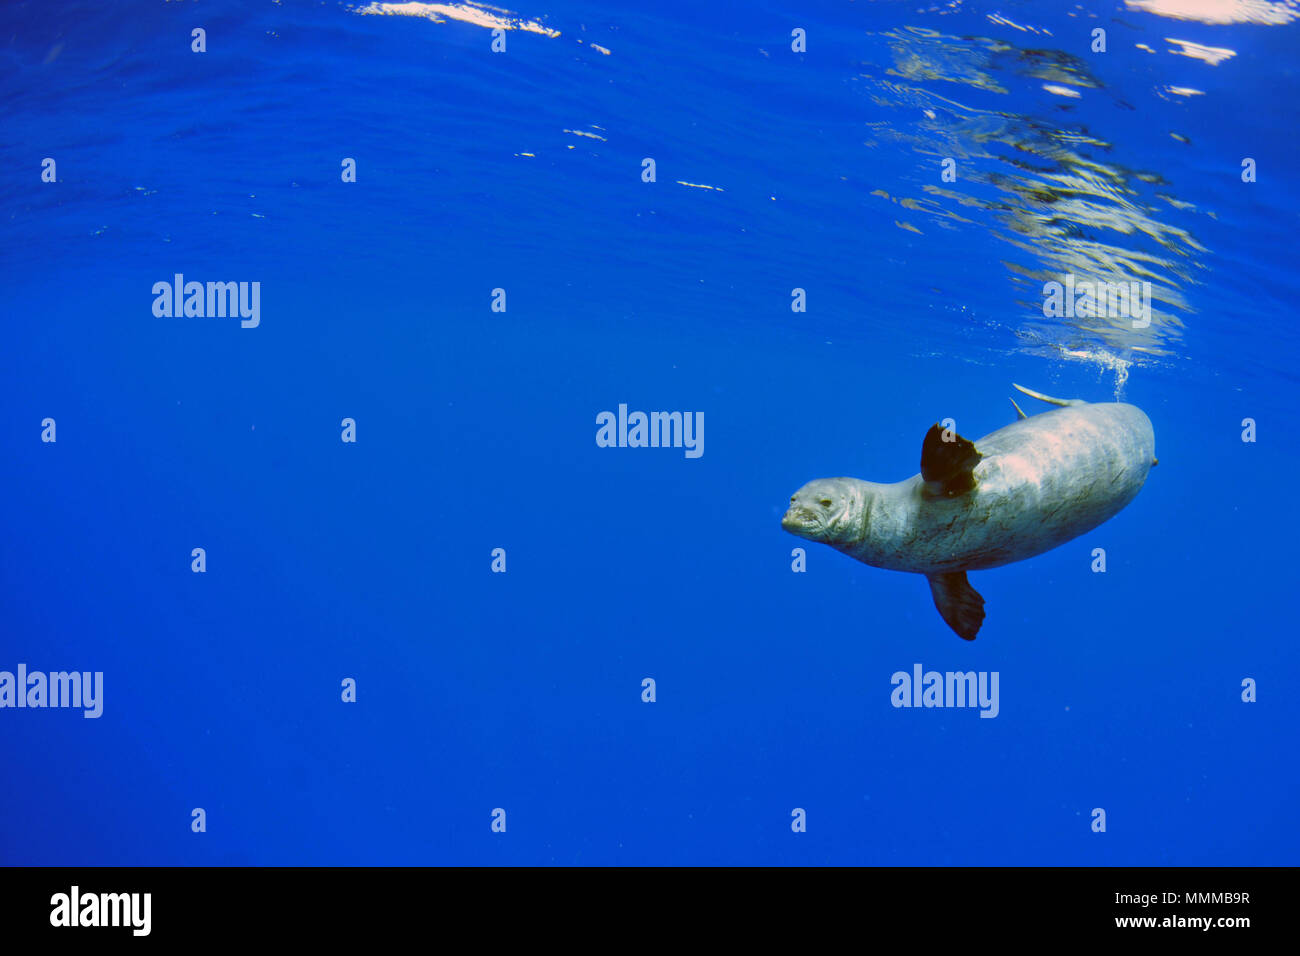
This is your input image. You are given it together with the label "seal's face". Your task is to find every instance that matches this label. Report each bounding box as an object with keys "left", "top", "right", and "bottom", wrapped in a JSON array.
[{"left": 782, "top": 479, "right": 858, "bottom": 544}]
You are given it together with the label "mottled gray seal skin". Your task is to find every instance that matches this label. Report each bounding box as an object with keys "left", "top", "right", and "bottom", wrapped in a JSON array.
[{"left": 781, "top": 385, "right": 1156, "bottom": 640}]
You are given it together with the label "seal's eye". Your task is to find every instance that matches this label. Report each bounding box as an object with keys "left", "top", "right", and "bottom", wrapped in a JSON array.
[{"left": 819, "top": 498, "right": 833, "bottom": 507}]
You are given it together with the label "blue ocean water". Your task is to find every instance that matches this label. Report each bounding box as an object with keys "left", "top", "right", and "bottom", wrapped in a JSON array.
[{"left": 2, "top": 0, "right": 1297, "bottom": 866}]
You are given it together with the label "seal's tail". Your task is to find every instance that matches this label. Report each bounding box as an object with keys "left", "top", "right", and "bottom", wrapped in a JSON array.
[{"left": 1012, "top": 383, "right": 1085, "bottom": 407}]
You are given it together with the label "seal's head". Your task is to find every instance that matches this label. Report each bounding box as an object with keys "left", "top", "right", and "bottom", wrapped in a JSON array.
[{"left": 782, "top": 478, "right": 862, "bottom": 545}]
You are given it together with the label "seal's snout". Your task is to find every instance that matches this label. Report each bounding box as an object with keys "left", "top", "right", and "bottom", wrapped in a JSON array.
[
  {"left": 782, "top": 488, "right": 825, "bottom": 539},
  {"left": 782, "top": 493, "right": 808, "bottom": 533},
  {"left": 781, "top": 506, "right": 800, "bottom": 532},
  {"left": 783, "top": 479, "right": 855, "bottom": 542}
]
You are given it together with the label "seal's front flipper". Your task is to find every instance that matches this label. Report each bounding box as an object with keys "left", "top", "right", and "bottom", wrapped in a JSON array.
[
  {"left": 921, "top": 424, "right": 982, "bottom": 497},
  {"left": 927, "top": 572, "right": 985, "bottom": 641},
  {"left": 1012, "top": 383, "right": 1085, "bottom": 407}
]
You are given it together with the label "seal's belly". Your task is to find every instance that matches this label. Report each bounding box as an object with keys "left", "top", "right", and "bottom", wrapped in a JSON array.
[{"left": 891, "top": 404, "right": 1154, "bottom": 574}]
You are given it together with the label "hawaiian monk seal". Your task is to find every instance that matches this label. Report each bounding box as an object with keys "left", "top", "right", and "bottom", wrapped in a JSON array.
[{"left": 781, "top": 384, "right": 1156, "bottom": 640}]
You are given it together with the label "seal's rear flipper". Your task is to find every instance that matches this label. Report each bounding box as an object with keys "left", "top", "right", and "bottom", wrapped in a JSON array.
[
  {"left": 921, "top": 424, "right": 982, "bottom": 497},
  {"left": 927, "top": 572, "right": 985, "bottom": 641}
]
